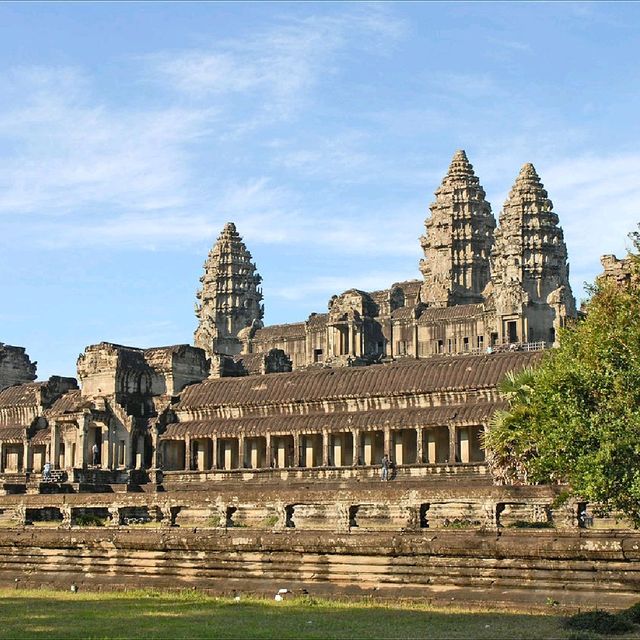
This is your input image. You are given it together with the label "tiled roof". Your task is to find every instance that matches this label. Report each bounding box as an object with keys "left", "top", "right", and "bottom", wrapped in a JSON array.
[
  {"left": 32, "top": 428, "right": 51, "bottom": 444},
  {"left": 417, "top": 304, "right": 484, "bottom": 324},
  {"left": 0, "top": 425, "right": 26, "bottom": 442},
  {"left": 0, "top": 382, "right": 41, "bottom": 408},
  {"left": 306, "top": 313, "right": 329, "bottom": 328},
  {"left": 391, "top": 306, "right": 416, "bottom": 320},
  {"left": 44, "top": 390, "right": 85, "bottom": 416},
  {"left": 161, "top": 402, "right": 502, "bottom": 439},
  {"left": 233, "top": 353, "right": 264, "bottom": 376},
  {"left": 175, "top": 351, "right": 543, "bottom": 409},
  {"left": 253, "top": 322, "right": 306, "bottom": 341}
]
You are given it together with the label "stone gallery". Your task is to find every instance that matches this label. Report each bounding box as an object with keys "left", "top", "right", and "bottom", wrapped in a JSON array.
[{"left": 0, "top": 151, "right": 636, "bottom": 608}]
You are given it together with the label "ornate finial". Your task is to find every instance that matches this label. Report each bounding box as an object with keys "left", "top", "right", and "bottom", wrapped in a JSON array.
[{"left": 447, "top": 149, "right": 474, "bottom": 177}]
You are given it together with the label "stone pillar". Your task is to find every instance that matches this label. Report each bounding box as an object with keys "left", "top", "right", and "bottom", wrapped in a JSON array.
[
  {"left": 79, "top": 414, "right": 90, "bottom": 470},
  {"left": 383, "top": 427, "right": 391, "bottom": 457},
  {"left": 184, "top": 434, "right": 192, "bottom": 471},
  {"left": 265, "top": 433, "right": 272, "bottom": 468},
  {"left": 0, "top": 441, "right": 4, "bottom": 473},
  {"left": 23, "top": 439, "right": 33, "bottom": 474},
  {"left": 136, "top": 434, "right": 145, "bottom": 470},
  {"left": 293, "top": 433, "right": 300, "bottom": 467},
  {"left": 414, "top": 323, "right": 419, "bottom": 358},
  {"left": 448, "top": 424, "right": 457, "bottom": 464},
  {"left": 211, "top": 435, "right": 218, "bottom": 469},
  {"left": 352, "top": 429, "right": 361, "bottom": 465},
  {"left": 349, "top": 324, "right": 356, "bottom": 356},
  {"left": 322, "top": 431, "right": 330, "bottom": 467},
  {"left": 238, "top": 435, "right": 246, "bottom": 469},
  {"left": 106, "top": 421, "right": 114, "bottom": 470},
  {"left": 51, "top": 423, "right": 59, "bottom": 470},
  {"left": 416, "top": 428, "right": 424, "bottom": 464}
]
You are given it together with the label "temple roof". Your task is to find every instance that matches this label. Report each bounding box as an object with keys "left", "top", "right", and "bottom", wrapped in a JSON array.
[
  {"left": 161, "top": 402, "right": 503, "bottom": 439},
  {"left": 175, "top": 351, "right": 543, "bottom": 409}
]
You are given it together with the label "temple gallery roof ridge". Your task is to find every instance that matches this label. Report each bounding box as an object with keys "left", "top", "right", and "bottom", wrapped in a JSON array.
[{"left": 175, "top": 351, "right": 544, "bottom": 409}]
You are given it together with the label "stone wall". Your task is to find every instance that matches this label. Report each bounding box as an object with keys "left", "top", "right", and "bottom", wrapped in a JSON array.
[
  {"left": 0, "top": 476, "right": 637, "bottom": 608},
  {"left": 0, "top": 344, "right": 36, "bottom": 392}
]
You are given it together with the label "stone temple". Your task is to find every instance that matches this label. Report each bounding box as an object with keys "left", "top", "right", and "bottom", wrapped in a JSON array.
[{"left": 0, "top": 151, "right": 636, "bottom": 608}]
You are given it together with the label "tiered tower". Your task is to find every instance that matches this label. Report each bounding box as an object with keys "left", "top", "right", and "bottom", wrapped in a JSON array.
[
  {"left": 419, "top": 150, "right": 496, "bottom": 307},
  {"left": 194, "top": 223, "right": 264, "bottom": 358},
  {"left": 489, "top": 163, "right": 576, "bottom": 344}
]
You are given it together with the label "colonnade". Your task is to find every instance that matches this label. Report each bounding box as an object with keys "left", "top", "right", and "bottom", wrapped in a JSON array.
[{"left": 161, "top": 424, "right": 485, "bottom": 472}]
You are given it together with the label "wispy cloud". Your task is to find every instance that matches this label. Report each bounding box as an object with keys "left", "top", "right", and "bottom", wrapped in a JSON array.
[
  {"left": 146, "top": 6, "right": 406, "bottom": 117},
  {"left": 0, "top": 66, "right": 214, "bottom": 218}
]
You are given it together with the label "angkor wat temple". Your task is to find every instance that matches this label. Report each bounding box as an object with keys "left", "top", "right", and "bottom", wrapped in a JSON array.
[{"left": 0, "top": 151, "right": 637, "bottom": 608}]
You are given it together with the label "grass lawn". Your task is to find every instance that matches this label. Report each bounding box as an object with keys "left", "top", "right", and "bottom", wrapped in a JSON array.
[{"left": 0, "top": 588, "right": 634, "bottom": 639}]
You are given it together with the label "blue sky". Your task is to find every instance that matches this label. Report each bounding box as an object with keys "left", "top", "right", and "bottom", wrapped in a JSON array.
[{"left": 1, "top": 2, "right": 639, "bottom": 379}]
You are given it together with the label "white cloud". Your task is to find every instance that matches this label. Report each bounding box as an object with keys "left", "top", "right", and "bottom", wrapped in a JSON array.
[
  {"left": 0, "top": 66, "right": 214, "bottom": 218},
  {"left": 147, "top": 7, "right": 406, "bottom": 116}
]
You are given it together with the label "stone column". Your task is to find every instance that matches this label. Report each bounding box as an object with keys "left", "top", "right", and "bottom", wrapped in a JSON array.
[
  {"left": 211, "top": 435, "right": 218, "bottom": 469},
  {"left": 349, "top": 324, "right": 356, "bottom": 356},
  {"left": 293, "top": 433, "right": 301, "bottom": 467},
  {"left": 50, "top": 423, "right": 59, "bottom": 470},
  {"left": 383, "top": 427, "right": 391, "bottom": 457},
  {"left": 184, "top": 434, "right": 192, "bottom": 471},
  {"left": 352, "top": 429, "right": 361, "bottom": 465},
  {"left": 79, "top": 414, "right": 89, "bottom": 470},
  {"left": 427, "top": 429, "right": 437, "bottom": 464},
  {"left": 23, "top": 438, "right": 33, "bottom": 473},
  {"left": 322, "top": 431, "right": 330, "bottom": 467},
  {"left": 265, "top": 433, "right": 271, "bottom": 468},
  {"left": 415, "top": 428, "right": 424, "bottom": 464},
  {"left": 0, "top": 441, "right": 4, "bottom": 473},
  {"left": 448, "top": 424, "right": 457, "bottom": 464},
  {"left": 106, "top": 421, "right": 114, "bottom": 470},
  {"left": 238, "top": 435, "right": 246, "bottom": 469}
]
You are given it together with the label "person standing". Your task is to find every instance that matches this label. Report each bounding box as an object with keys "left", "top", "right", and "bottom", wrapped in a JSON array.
[
  {"left": 91, "top": 443, "right": 99, "bottom": 466},
  {"left": 381, "top": 454, "right": 390, "bottom": 481}
]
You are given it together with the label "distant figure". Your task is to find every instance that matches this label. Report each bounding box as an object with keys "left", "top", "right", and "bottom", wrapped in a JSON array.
[
  {"left": 91, "top": 443, "right": 99, "bottom": 466},
  {"left": 381, "top": 454, "right": 390, "bottom": 482},
  {"left": 42, "top": 461, "right": 52, "bottom": 481}
]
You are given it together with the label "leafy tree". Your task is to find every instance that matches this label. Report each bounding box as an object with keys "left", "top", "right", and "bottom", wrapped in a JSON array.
[{"left": 485, "top": 226, "right": 640, "bottom": 524}]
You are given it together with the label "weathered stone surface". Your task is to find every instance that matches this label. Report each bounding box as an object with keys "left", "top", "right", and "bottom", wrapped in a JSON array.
[
  {"left": 487, "top": 163, "right": 576, "bottom": 345},
  {"left": 420, "top": 150, "right": 496, "bottom": 307},
  {"left": 0, "top": 344, "right": 36, "bottom": 392},
  {"left": 195, "top": 222, "right": 264, "bottom": 358}
]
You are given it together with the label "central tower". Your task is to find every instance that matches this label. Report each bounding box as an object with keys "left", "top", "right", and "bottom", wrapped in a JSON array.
[
  {"left": 419, "top": 150, "right": 495, "bottom": 307},
  {"left": 194, "top": 222, "right": 264, "bottom": 358}
]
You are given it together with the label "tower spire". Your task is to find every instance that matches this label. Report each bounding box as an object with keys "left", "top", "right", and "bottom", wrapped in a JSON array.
[
  {"left": 419, "top": 150, "right": 496, "bottom": 307},
  {"left": 489, "top": 163, "right": 576, "bottom": 343},
  {"left": 194, "top": 222, "right": 264, "bottom": 358}
]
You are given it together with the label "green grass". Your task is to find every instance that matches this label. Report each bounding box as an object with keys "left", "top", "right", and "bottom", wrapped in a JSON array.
[{"left": 0, "top": 588, "right": 620, "bottom": 639}]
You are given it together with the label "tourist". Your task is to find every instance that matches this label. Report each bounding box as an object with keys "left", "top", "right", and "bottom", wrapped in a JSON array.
[
  {"left": 91, "top": 443, "right": 99, "bottom": 466},
  {"left": 42, "top": 461, "right": 52, "bottom": 481},
  {"left": 381, "top": 454, "right": 390, "bottom": 481}
]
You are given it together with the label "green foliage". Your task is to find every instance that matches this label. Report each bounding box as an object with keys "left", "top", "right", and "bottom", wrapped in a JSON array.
[
  {"left": 621, "top": 601, "right": 640, "bottom": 624},
  {"left": 485, "top": 226, "right": 640, "bottom": 526},
  {"left": 562, "top": 610, "right": 634, "bottom": 635},
  {"left": 261, "top": 515, "right": 279, "bottom": 527},
  {"left": 73, "top": 514, "right": 107, "bottom": 527}
]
